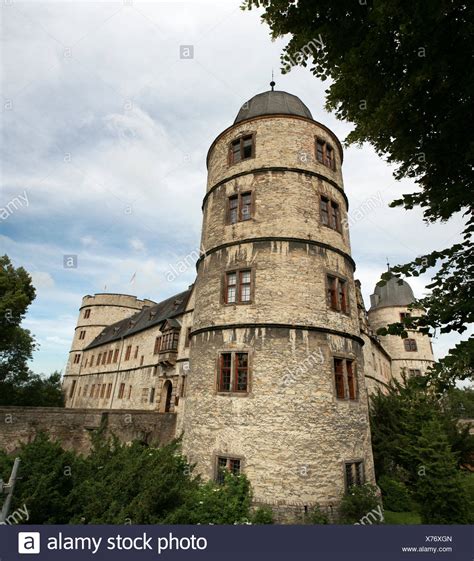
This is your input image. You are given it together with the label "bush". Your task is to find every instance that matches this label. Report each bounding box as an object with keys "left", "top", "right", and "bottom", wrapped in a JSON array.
[
  {"left": 378, "top": 476, "right": 412, "bottom": 512},
  {"left": 307, "top": 504, "right": 329, "bottom": 524},
  {"left": 338, "top": 484, "right": 381, "bottom": 524},
  {"left": 250, "top": 506, "right": 274, "bottom": 524}
]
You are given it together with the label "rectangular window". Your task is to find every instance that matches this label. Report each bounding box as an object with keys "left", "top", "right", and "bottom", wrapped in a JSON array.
[
  {"left": 90, "top": 385, "right": 95, "bottom": 398},
  {"left": 225, "top": 270, "right": 252, "bottom": 304},
  {"left": 113, "top": 349, "right": 119, "bottom": 363},
  {"left": 84, "top": 384, "right": 89, "bottom": 397},
  {"left": 84, "top": 309, "right": 91, "bottom": 319},
  {"left": 97, "top": 353, "right": 102, "bottom": 365},
  {"left": 320, "top": 197, "right": 329, "bottom": 226},
  {"left": 334, "top": 358, "right": 345, "bottom": 399},
  {"left": 404, "top": 338, "right": 418, "bottom": 352},
  {"left": 91, "top": 355, "right": 95, "bottom": 367},
  {"left": 69, "top": 380, "right": 77, "bottom": 398},
  {"left": 216, "top": 456, "right": 241, "bottom": 484},
  {"left": 161, "top": 330, "right": 179, "bottom": 352},
  {"left": 218, "top": 352, "right": 249, "bottom": 393},
  {"left": 225, "top": 272, "right": 237, "bottom": 303},
  {"left": 106, "top": 383, "right": 112, "bottom": 398},
  {"left": 330, "top": 200, "right": 340, "bottom": 231},
  {"left": 154, "top": 336, "right": 162, "bottom": 354},
  {"left": 128, "top": 385, "right": 132, "bottom": 399},
  {"left": 327, "top": 276, "right": 348, "bottom": 313},
  {"left": 219, "top": 353, "right": 232, "bottom": 392},
  {"left": 315, "top": 138, "right": 336, "bottom": 170},
  {"left": 316, "top": 139, "right": 324, "bottom": 163},
  {"left": 181, "top": 375, "right": 187, "bottom": 398},
  {"left": 79, "top": 330, "right": 86, "bottom": 340},
  {"left": 228, "top": 192, "right": 253, "bottom": 224},
  {"left": 235, "top": 353, "right": 248, "bottom": 392},
  {"left": 185, "top": 327, "right": 191, "bottom": 348},
  {"left": 400, "top": 312, "right": 411, "bottom": 321},
  {"left": 150, "top": 387, "right": 155, "bottom": 404},
  {"left": 101, "top": 352, "right": 107, "bottom": 365},
  {"left": 100, "top": 384, "right": 106, "bottom": 398},
  {"left": 95, "top": 384, "right": 101, "bottom": 398},
  {"left": 73, "top": 353, "right": 81, "bottom": 364},
  {"left": 345, "top": 461, "right": 364, "bottom": 490},
  {"left": 229, "top": 195, "right": 238, "bottom": 224},
  {"left": 107, "top": 350, "right": 113, "bottom": 364},
  {"left": 346, "top": 360, "right": 357, "bottom": 400},
  {"left": 134, "top": 345, "right": 139, "bottom": 359},
  {"left": 334, "top": 358, "right": 357, "bottom": 401},
  {"left": 118, "top": 383, "right": 125, "bottom": 399},
  {"left": 230, "top": 134, "right": 254, "bottom": 164},
  {"left": 140, "top": 355, "right": 144, "bottom": 366},
  {"left": 125, "top": 345, "right": 132, "bottom": 361},
  {"left": 408, "top": 369, "right": 422, "bottom": 376},
  {"left": 320, "top": 196, "right": 341, "bottom": 232}
]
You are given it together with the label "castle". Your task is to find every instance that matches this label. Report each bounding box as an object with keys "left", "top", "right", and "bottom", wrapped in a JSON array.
[{"left": 62, "top": 87, "right": 434, "bottom": 519}]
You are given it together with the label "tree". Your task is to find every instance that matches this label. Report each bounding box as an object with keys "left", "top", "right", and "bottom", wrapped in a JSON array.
[
  {"left": 243, "top": 0, "right": 474, "bottom": 386},
  {"left": 413, "top": 419, "right": 470, "bottom": 524},
  {"left": 0, "top": 255, "right": 63, "bottom": 406},
  {"left": 0, "top": 433, "right": 263, "bottom": 525},
  {"left": 370, "top": 375, "right": 473, "bottom": 480},
  {"left": 0, "top": 371, "right": 64, "bottom": 407},
  {"left": 0, "top": 255, "right": 36, "bottom": 384}
]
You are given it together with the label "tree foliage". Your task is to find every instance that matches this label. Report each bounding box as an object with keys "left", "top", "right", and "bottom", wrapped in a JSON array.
[
  {"left": 0, "top": 255, "right": 36, "bottom": 384},
  {"left": 243, "top": 0, "right": 474, "bottom": 386},
  {"left": 370, "top": 375, "right": 473, "bottom": 478},
  {"left": 370, "top": 375, "right": 473, "bottom": 522},
  {"left": 0, "top": 434, "right": 267, "bottom": 525},
  {"left": 0, "top": 255, "right": 63, "bottom": 406},
  {"left": 412, "top": 419, "right": 470, "bottom": 524}
]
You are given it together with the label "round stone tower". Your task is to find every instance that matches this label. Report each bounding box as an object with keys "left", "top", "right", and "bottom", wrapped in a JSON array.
[
  {"left": 368, "top": 275, "right": 435, "bottom": 380},
  {"left": 182, "top": 88, "right": 376, "bottom": 520},
  {"left": 63, "top": 293, "right": 156, "bottom": 404}
]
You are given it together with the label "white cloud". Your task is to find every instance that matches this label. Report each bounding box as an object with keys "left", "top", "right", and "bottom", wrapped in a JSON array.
[{"left": 2, "top": 1, "right": 470, "bottom": 373}]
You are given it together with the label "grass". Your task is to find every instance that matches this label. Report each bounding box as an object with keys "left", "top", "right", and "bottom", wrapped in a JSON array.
[
  {"left": 384, "top": 510, "right": 422, "bottom": 525},
  {"left": 383, "top": 472, "right": 473, "bottom": 525}
]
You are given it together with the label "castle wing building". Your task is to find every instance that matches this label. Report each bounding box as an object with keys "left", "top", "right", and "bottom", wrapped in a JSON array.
[{"left": 62, "top": 86, "right": 434, "bottom": 521}]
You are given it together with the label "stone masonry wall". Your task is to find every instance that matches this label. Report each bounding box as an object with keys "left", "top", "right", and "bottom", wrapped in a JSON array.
[{"left": 0, "top": 407, "right": 176, "bottom": 456}]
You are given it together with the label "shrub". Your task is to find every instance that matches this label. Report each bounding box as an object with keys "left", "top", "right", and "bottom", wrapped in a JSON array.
[
  {"left": 378, "top": 475, "right": 412, "bottom": 512},
  {"left": 338, "top": 484, "right": 381, "bottom": 524},
  {"left": 307, "top": 504, "right": 329, "bottom": 524},
  {"left": 250, "top": 506, "right": 274, "bottom": 524}
]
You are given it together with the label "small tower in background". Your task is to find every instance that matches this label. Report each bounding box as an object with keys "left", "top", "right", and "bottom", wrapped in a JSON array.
[
  {"left": 62, "top": 293, "right": 156, "bottom": 405},
  {"left": 368, "top": 276, "right": 435, "bottom": 380}
]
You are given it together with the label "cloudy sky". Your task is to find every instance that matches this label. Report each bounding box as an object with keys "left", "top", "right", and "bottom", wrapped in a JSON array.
[{"left": 1, "top": 0, "right": 470, "bottom": 375}]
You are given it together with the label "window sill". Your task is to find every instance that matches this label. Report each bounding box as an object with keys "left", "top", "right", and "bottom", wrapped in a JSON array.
[{"left": 216, "top": 392, "right": 249, "bottom": 397}]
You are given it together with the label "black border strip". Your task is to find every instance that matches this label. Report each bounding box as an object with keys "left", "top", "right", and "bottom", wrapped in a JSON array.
[
  {"left": 190, "top": 323, "right": 364, "bottom": 346},
  {"left": 202, "top": 166, "right": 349, "bottom": 211},
  {"left": 196, "top": 237, "right": 356, "bottom": 270}
]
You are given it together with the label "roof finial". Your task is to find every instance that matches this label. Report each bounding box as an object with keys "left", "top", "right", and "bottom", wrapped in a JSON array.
[
  {"left": 270, "top": 69, "right": 275, "bottom": 91},
  {"left": 386, "top": 258, "right": 390, "bottom": 271}
]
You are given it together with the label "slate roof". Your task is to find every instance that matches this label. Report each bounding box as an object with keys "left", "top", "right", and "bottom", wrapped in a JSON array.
[
  {"left": 369, "top": 275, "right": 415, "bottom": 310},
  {"left": 234, "top": 90, "right": 313, "bottom": 124},
  {"left": 85, "top": 287, "right": 193, "bottom": 350}
]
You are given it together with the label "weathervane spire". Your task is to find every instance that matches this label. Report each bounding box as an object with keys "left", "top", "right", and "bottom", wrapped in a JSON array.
[{"left": 270, "top": 69, "right": 275, "bottom": 91}]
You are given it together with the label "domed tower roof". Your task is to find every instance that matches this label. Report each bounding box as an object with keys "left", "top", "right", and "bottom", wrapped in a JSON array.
[
  {"left": 369, "top": 275, "right": 415, "bottom": 310},
  {"left": 234, "top": 90, "right": 313, "bottom": 124}
]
